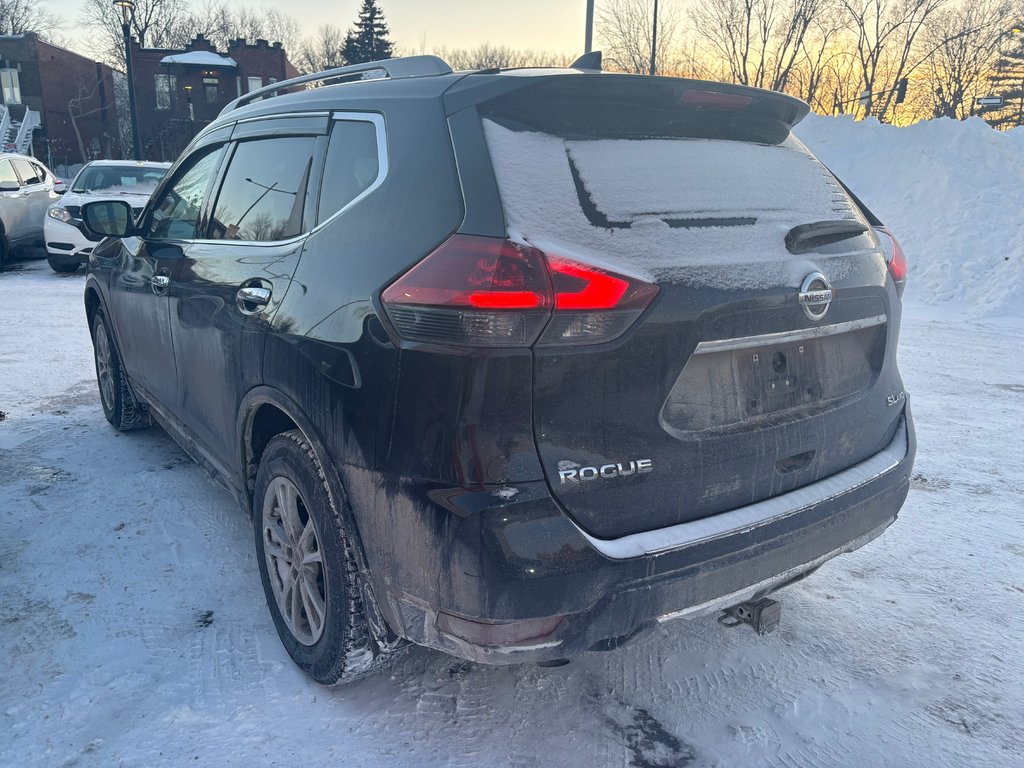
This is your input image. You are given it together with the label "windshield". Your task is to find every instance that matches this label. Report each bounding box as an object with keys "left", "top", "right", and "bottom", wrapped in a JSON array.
[{"left": 72, "top": 165, "right": 167, "bottom": 194}]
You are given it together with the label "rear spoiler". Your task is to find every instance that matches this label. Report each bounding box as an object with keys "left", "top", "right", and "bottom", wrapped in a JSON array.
[{"left": 443, "top": 73, "right": 810, "bottom": 144}]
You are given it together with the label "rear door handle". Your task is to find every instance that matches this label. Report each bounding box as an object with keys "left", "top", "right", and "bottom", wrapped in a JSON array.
[{"left": 237, "top": 285, "right": 272, "bottom": 313}]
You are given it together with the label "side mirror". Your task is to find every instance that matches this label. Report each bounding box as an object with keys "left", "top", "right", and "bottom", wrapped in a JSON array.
[
  {"left": 0, "top": 180, "right": 20, "bottom": 192},
  {"left": 53, "top": 180, "right": 68, "bottom": 195},
  {"left": 82, "top": 200, "right": 136, "bottom": 238}
]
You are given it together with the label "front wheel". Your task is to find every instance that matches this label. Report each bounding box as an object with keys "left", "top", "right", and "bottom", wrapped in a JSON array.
[
  {"left": 253, "top": 430, "right": 392, "bottom": 685},
  {"left": 91, "top": 312, "right": 150, "bottom": 431},
  {"left": 48, "top": 258, "right": 79, "bottom": 274}
]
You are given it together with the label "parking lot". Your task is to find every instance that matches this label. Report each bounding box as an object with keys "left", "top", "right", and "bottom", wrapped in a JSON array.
[{"left": 1, "top": 256, "right": 1022, "bottom": 767}]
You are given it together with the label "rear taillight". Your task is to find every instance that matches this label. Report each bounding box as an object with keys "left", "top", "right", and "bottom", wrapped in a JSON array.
[
  {"left": 381, "top": 234, "right": 659, "bottom": 348},
  {"left": 876, "top": 226, "right": 907, "bottom": 297}
]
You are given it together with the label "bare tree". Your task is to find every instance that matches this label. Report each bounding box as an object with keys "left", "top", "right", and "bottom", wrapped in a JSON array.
[
  {"left": 925, "top": 0, "right": 1016, "bottom": 118},
  {"left": 840, "top": 0, "right": 948, "bottom": 120},
  {"left": 432, "top": 44, "right": 571, "bottom": 70},
  {"left": 689, "top": 0, "right": 828, "bottom": 90},
  {"left": 68, "top": 77, "right": 112, "bottom": 162},
  {"left": 0, "top": 0, "right": 61, "bottom": 38},
  {"left": 297, "top": 25, "right": 347, "bottom": 73},
  {"left": 189, "top": 2, "right": 303, "bottom": 53},
  {"left": 597, "top": 0, "right": 682, "bottom": 74},
  {"left": 79, "top": 0, "right": 191, "bottom": 68}
]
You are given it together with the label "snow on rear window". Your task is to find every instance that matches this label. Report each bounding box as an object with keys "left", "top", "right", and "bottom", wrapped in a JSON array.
[{"left": 483, "top": 120, "right": 867, "bottom": 288}]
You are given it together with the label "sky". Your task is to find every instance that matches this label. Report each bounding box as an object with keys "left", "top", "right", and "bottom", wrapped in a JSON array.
[{"left": 46, "top": 0, "right": 591, "bottom": 58}]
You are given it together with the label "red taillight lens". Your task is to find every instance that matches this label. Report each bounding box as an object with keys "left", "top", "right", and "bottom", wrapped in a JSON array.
[
  {"left": 381, "top": 235, "right": 659, "bottom": 347},
  {"left": 876, "top": 226, "right": 907, "bottom": 296}
]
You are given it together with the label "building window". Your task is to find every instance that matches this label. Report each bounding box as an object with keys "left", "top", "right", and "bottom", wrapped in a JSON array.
[
  {"left": 247, "top": 76, "right": 262, "bottom": 93},
  {"left": 203, "top": 77, "right": 219, "bottom": 105},
  {"left": 1, "top": 69, "right": 21, "bottom": 104},
  {"left": 154, "top": 74, "right": 176, "bottom": 110}
]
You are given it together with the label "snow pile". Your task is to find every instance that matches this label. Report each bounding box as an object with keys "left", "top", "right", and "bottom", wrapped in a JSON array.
[{"left": 796, "top": 114, "right": 1024, "bottom": 318}]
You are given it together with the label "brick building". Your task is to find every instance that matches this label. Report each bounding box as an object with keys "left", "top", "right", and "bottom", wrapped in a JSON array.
[
  {"left": 130, "top": 36, "right": 300, "bottom": 161},
  {"left": 0, "top": 33, "right": 120, "bottom": 167}
]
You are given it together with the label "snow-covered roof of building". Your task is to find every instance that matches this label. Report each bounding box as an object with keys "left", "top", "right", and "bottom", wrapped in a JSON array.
[{"left": 160, "top": 51, "right": 237, "bottom": 67}]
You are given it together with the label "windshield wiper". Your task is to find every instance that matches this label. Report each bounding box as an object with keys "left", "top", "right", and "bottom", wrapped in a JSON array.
[{"left": 785, "top": 220, "right": 868, "bottom": 254}]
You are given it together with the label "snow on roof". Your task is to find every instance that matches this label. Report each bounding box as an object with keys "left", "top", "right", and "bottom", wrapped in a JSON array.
[{"left": 160, "top": 51, "right": 237, "bottom": 67}]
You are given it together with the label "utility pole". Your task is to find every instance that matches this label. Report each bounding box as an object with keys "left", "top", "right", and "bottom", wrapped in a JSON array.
[
  {"left": 584, "top": 0, "right": 594, "bottom": 54},
  {"left": 114, "top": 0, "right": 142, "bottom": 160},
  {"left": 649, "top": 0, "right": 659, "bottom": 76}
]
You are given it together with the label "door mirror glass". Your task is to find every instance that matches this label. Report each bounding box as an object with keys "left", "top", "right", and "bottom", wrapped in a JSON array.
[
  {"left": 0, "top": 180, "right": 19, "bottom": 192},
  {"left": 53, "top": 180, "right": 68, "bottom": 194},
  {"left": 82, "top": 200, "right": 134, "bottom": 238}
]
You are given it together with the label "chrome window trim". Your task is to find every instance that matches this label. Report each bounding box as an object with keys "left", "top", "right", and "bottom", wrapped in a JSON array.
[
  {"left": 187, "top": 111, "right": 387, "bottom": 249},
  {"left": 574, "top": 417, "right": 907, "bottom": 560},
  {"left": 694, "top": 314, "right": 887, "bottom": 355},
  {"left": 233, "top": 111, "right": 331, "bottom": 125}
]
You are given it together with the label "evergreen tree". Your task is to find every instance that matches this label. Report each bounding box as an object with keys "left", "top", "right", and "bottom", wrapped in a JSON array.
[
  {"left": 986, "top": 23, "right": 1024, "bottom": 128},
  {"left": 342, "top": 0, "right": 394, "bottom": 65}
]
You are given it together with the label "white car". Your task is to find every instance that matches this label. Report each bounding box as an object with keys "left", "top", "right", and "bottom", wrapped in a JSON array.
[
  {"left": 45, "top": 160, "right": 170, "bottom": 273},
  {"left": 0, "top": 153, "right": 64, "bottom": 270}
]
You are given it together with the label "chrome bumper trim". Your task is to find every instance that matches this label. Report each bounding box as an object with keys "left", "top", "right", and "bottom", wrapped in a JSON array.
[
  {"left": 694, "top": 314, "right": 887, "bottom": 355},
  {"left": 656, "top": 525, "right": 886, "bottom": 623},
  {"left": 576, "top": 417, "right": 907, "bottom": 560}
]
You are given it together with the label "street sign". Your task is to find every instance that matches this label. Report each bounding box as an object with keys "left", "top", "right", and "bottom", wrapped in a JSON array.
[
  {"left": 858, "top": 90, "right": 871, "bottom": 107},
  {"left": 976, "top": 96, "right": 1003, "bottom": 106}
]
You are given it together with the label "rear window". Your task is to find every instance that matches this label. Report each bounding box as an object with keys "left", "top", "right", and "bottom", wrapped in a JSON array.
[{"left": 482, "top": 119, "right": 865, "bottom": 289}]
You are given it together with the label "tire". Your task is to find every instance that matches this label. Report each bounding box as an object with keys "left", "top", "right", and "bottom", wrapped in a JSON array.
[
  {"left": 91, "top": 312, "right": 150, "bottom": 431},
  {"left": 48, "top": 258, "right": 79, "bottom": 274},
  {"left": 253, "top": 429, "right": 389, "bottom": 685},
  {"left": 0, "top": 237, "right": 8, "bottom": 271}
]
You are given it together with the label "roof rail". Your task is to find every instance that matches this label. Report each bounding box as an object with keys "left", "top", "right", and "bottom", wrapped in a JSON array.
[{"left": 220, "top": 55, "right": 453, "bottom": 116}]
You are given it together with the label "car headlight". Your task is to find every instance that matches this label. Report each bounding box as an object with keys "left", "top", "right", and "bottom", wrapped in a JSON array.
[{"left": 47, "top": 207, "right": 72, "bottom": 223}]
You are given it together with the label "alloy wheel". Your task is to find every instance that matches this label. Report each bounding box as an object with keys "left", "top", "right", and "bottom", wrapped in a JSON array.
[
  {"left": 262, "top": 476, "right": 327, "bottom": 646},
  {"left": 93, "top": 321, "right": 116, "bottom": 412}
]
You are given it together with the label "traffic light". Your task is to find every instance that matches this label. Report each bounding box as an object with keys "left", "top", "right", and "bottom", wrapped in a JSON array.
[{"left": 895, "top": 78, "right": 909, "bottom": 104}]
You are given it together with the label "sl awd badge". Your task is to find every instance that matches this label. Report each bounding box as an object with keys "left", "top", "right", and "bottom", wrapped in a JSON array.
[{"left": 558, "top": 459, "right": 653, "bottom": 484}]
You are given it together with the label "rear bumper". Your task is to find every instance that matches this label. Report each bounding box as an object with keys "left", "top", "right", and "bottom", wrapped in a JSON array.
[{"left": 350, "top": 407, "right": 915, "bottom": 664}]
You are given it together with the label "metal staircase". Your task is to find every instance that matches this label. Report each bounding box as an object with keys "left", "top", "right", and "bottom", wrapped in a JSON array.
[{"left": 0, "top": 103, "right": 42, "bottom": 155}]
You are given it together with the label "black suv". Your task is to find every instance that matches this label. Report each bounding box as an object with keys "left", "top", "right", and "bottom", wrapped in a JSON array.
[{"left": 81, "top": 54, "right": 915, "bottom": 684}]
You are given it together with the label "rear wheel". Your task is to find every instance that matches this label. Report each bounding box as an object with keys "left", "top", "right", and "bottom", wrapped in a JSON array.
[
  {"left": 91, "top": 312, "right": 150, "bottom": 431},
  {"left": 253, "top": 430, "right": 390, "bottom": 685},
  {"left": 0, "top": 237, "right": 8, "bottom": 271}
]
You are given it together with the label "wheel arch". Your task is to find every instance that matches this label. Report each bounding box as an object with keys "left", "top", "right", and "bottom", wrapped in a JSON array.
[{"left": 237, "top": 385, "right": 401, "bottom": 646}]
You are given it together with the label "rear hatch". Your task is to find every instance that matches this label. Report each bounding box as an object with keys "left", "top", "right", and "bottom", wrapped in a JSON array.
[{"left": 474, "top": 75, "right": 904, "bottom": 540}]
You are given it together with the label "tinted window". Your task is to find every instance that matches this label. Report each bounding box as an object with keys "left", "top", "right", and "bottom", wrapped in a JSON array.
[
  {"left": 31, "top": 162, "right": 48, "bottom": 183},
  {"left": 12, "top": 158, "right": 41, "bottom": 185},
  {"left": 0, "top": 159, "right": 18, "bottom": 185},
  {"left": 208, "top": 136, "right": 314, "bottom": 242},
  {"left": 317, "top": 120, "right": 380, "bottom": 224},
  {"left": 148, "top": 146, "right": 225, "bottom": 240}
]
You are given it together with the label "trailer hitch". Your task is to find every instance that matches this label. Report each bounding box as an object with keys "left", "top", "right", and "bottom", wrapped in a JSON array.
[{"left": 718, "top": 598, "right": 781, "bottom": 635}]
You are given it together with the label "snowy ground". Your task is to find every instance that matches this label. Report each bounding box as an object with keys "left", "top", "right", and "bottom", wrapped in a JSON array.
[{"left": 2, "top": 116, "right": 1023, "bottom": 767}]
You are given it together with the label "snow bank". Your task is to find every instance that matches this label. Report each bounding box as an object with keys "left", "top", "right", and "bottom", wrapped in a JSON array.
[{"left": 796, "top": 115, "right": 1024, "bottom": 318}]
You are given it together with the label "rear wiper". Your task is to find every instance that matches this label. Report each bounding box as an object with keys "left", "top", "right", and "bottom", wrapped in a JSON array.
[{"left": 785, "top": 220, "right": 868, "bottom": 254}]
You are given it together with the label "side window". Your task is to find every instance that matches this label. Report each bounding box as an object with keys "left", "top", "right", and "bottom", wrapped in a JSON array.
[
  {"left": 0, "top": 159, "right": 18, "bottom": 185},
  {"left": 148, "top": 146, "right": 225, "bottom": 240},
  {"left": 31, "top": 162, "right": 48, "bottom": 183},
  {"left": 207, "top": 136, "right": 315, "bottom": 242},
  {"left": 12, "top": 159, "right": 41, "bottom": 185},
  {"left": 317, "top": 119, "right": 382, "bottom": 225}
]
